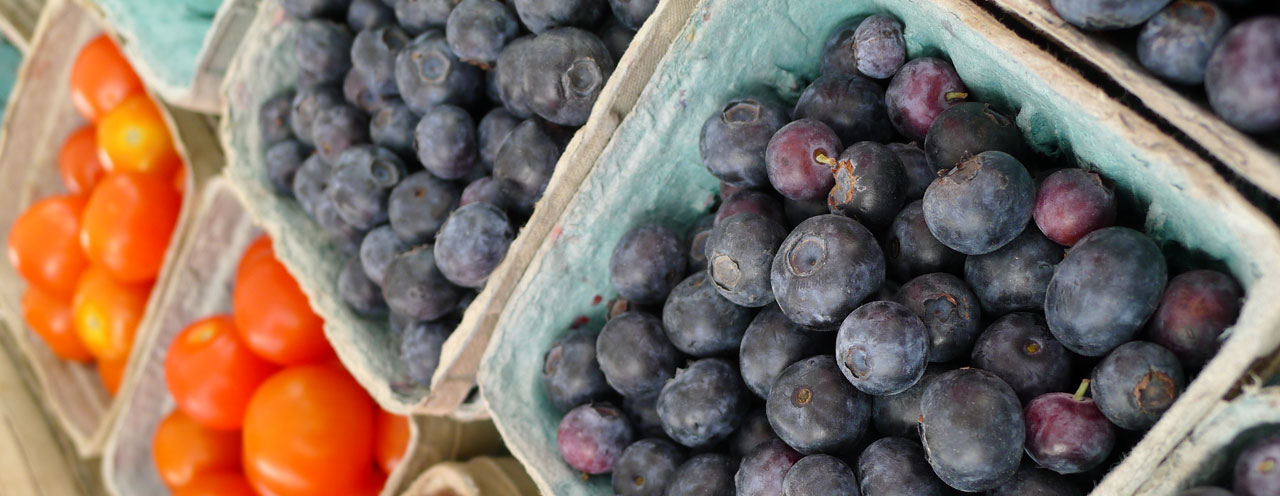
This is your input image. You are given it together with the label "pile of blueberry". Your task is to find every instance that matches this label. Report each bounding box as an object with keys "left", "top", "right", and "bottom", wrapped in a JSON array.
[
  {"left": 541, "top": 13, "right": 1247, "bottom": 495},
  {"left": 1050, "top": 0, "right": 1279, "bottom": 135},
  {"left": 1183, "top": 433, "right": 1280, "bottom": 496},
  {"left": 257, "top": 0, "right": 652, "bottom": 389}
]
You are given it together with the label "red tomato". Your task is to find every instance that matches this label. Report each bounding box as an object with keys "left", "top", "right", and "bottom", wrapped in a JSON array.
[
  {"left": 374, "top": 410, "right": 410, "bottom": 474},
  {"left": 80, "top": 172, "right": 181, "bottom": 283},
  {"left": 7, "top": 194, "right": 88, "bottom": 296},
  {"left": 172, "top": 472, "right": 258, "bottom": 496},
  {"left": 70, "top": 34, "right": 144, "bottom": 122},
  {"left": 96, "top": 94, "right": 182, "bottom": 177},
  {"left": 165, "top": 315, "right": 278, "bottom": 431},
  {"left": 235, "top": 234, "right": 274, "bottom": 286},
  {"left": 71, "top": 265, "right": 151, "bottom": 361},
  {"left": 352, "top": 471, "right": 387, "bottom": 496},
  {"left": 21, "top": 285, "right": 92, "bottom": 362},
  {"left": 152, "top": 409, "right": 242, "bottom": 489},
  {"left": 233, "top": 255, "right": 331, "bottom": 365},
  {"left": 98, "top": 356, "right": 126, "bottom": 396},
  {"left": 58, "top": 125, "right": 106, "bottom": 194},
  {"left": 243, "top": 365, "right": 376, "bottom": 496}
]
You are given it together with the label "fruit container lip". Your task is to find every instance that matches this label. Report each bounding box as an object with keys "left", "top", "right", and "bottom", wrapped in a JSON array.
[
  {"left": 983, "top": 0, "right": 1280, "bottom": 199},
  {"left": 219, "top": 0, "right": 696, "bottom": 417},
  {"left": 475, "top": 0, "right": 1280, "bottom": 494},
  {"left": 0, "top": 0, "right": 41, "bottom": 53}
]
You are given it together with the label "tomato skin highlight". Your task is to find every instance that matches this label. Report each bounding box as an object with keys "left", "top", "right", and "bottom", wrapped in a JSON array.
[
  {"left": 80, "top": 171, "right": 181, "bottom": 283},
  {"left": 152, "top": 409, "right": 243, "bottom": 490},
  {"left": 21, "top": 285, "right": 92, "bottom": 362},
  {"left": 8, "top": 194, "right": 89, "bottom": 296},
  {"left": 70, "top": 34, "right": 144, "bottom": 123},
  {"left": 165, "top": 315, "right": 278, "bottom": 431},
  {"left": 71, "top": 265, "right": 151, "bottom": 362},
  {"left": 96, "top": 94, "right": 182, "bottom": 177}
]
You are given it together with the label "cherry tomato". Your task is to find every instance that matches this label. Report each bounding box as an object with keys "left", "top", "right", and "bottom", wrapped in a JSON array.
[
  {"left": 173, "top": 162, "right": 188, "bottom": 195},
  {"left": 70, "top": 34, "right": 144, "bottom": 123},
  {"left": 152, "top": 409, "right": 243, "bottom": 489},
  {"left": 352, "top": 471, "right": 387, "bottom": 496},
  {"left": 58, "top": 125, "right": 106, "bottom": 194},
  {"left": 97, "top": 94, "right": 181, "bottom": 177},
  {"left": 233, "top": 255, "right": 331, "bottom": 365},
  {"left": 374, "top": 410, "right": 410, "bottom": 474},
  {"left": 235, "top": 234, "right": 274, "bottom": 286},
  {"left": 172, "top": 472, "right": 257, "bottom": 496},
  {"left": 243, "top": 365, "right": 375, "bottom": 496},
  {"left": 21, "top": 286, "right": 92, "bottom": 362},
  {"left": 98, "top": 356, "right": 126, "bottom": 396},
  {"left": 80, "top": 171, "right": 181, "bottom": 283},
  {"left": 165, "top": 315, "right": 278, "bottom": 431},
  {"left": 71, "top": 265, "right": 151, "bottom": 361},
  {"left": 8, "top": 194, "right": 88, "bottom": 296}
]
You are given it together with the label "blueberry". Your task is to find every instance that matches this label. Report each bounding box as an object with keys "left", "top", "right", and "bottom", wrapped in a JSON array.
[
  {"left": 290, "top": 86, "right": 342, "bottom": 146},
  {"left": 343, "top": 68, "right": 392, "bottom": 113},
  {"left": 558, "top": 402, "right": 635, "bottom": 474},
  {"left": 359, "top": 224, "right": 409, "bottom": 286},
  {"left": 853, "top": 14, "right": 905, "bottom": 80},
  {"left": 700, "top": 97, "right": 790, "bottom": 189},
  {"left": 1024, "top": 381, "right": 1116, "bottom": 474},
  {"left": 828, "top": 141, "right": 908, "bottom": 231},
  {"left": 739, "top": 305, "right": 825, "bottom": 399},
  {"left": 597, "top": 17, "right": 636, "bottom": 62},
  {"left": 871, "top": 364, "right": 943, "bottom": 440},
  {"left": 434, "top": 202, "right": 513, "bottom": 288},
  {"left": 394, "top": 0, "right": 457, "bottom": 35},
  {"left": 923, "top": 102, "right": 1027, "bottom": 171},
  {"left": 819, "top": 19, "right": 859, "bottom": 77},
  {"left": 296, "top": 20, "right": 354, "bottom": 85},
  {"left": 922, "top": 151, "right": 1034, "bottom": 255},
  {"left": 1137, "top": 1, "right": 1229, "bottom": 85},
  {"left": 1033, "top": 168, "right": 1116, "bottom": 246},
  {"left": 478, "top": 107, "right": 520, "bottom": 169},
  {"left": 735, "top": 439, "right": 804, "bottom": 496},
  {"left": 666, "top": 453, "right": 736, "bottom": 496},
  {"left": 312, "top": 103, "right": 371, "bottom": 164},
  {"left": 519, "top": 28, "right": 615, "bottom": 126},
  {"left": 662, "top": 271, "right": 755, "bottom": 357},
  {"left": 401, "top": 319, "right": 452, "bottom": 385},
  {"left": 704, "top": 213, "right": 786, "bottom": 307},
  {"left": 395, "top": 30, "right": 483, "bottom": 114},
  {"left": 613, "top": 439, "right": 687, "bottom": 496},
  {"left": 887, "top": 142, "right": 935, "bottom": 202},
  {"left": 260, "top": 90, "right": 296, "bottom": 144},
  {"left": 885, "top": 200, "right": 963, "bottom": 282},
  {"left": 989, "top": 465, "right": 1083, "bottom": 496},
  {"left": 920, "top": 368, "right": 1023, "bottom": 492},
  {"left": 1050, "top": 0, "right": 1173, "bottom": 30},
  {"left": 1146, "top": 270, "right": 1242, "bottom": 369},
  {"left": 781, "top": 455, "right": 859, "bottom": 496},
  {"left": 609, "top": 0, "right": 657, "bottom": 30},
  {"left": 766, "top": 355, "right": 871, "bottom": 454},
  {"left": 338, "top": 255, "right": 388, "bottom": 315},
  {"left": 964, "top": 226, "right": 1063, "bottom": 315},
  {"left": 283, "top": 0, "right": 346, "bottom": 19},
  {"left": 312, "top": 192, "right": 369, "bottom": 254},
  {"left": 856, "top": 437, "right": 951, "bottom": 496},
  {"left": 351, "top": 25, "right": 409, "bottom": 96},
  {"left": 715, "top": 189, "right": 786, "bottom": 227},
  {"left": 623, "top": 394, "right": 665, "bottom": 439},
  {"left": 1234, "top": 433, "right": 1280, "bottom": 496},
  {"left": 1176, "top": 488, "right": 1234, "bottom": 496},
  {"left": 971, "top": 313, "right": 1070, "bottom": 402},
  {"left": 610, "top": 224, "right": 687, "bottom": 305},
  {"left": 729, "top": 409, "right": 782, "bottom": 459},
  {"left": 264, "top": 140, "right": 313, "bottom": 195},
  {"left": 895, "top": 273, "right": 980, "bottom": 363},
  {"left": 493, "top": 118, "right": 567, "bottom": 213},
  {"left": 327, "top": 145, "right": 404, "bottom": 229},
  {"left": 657, "top": 358, "right": 747, "bottom": 448},
  {"left": 685, "top": 214, "right": 715, "bottom": 272},
  {"left": 369, "top": 99, "right": 418, "bottom": 158},
  {"left": 293, "top": 152, "right": 333, "bottom": 217},
  {"left": 1205, "top": 17, "right": 1280, "bottom": 133},
  {"left": 512, "top": 0, "right": 606, "bottom": 33},
  {"left": 835, "top": 301, "right": 929, "bottom": 396},
  {"left": 446, "top": 0, "right": 520, "bottom": 66},
  {"left": 793, "top": 73, "right": 892, "bottom": 146},
  {"left": 387, "top": 171, "right": 461, "bottom": 243},
  {"left": 1091, "top": 341, "right": 1185, "bottom": 431},
  {"left": 596, "top": 311, "right": 681, "bottom": 397},
  {"left": 348, "top": 0, "right": 396, "bottom": 31},
  {"left": 494, "top": 36, "right": 538, "bottom": 118},
  {"left": 413, "top": 104, "right": 479, "bottom": 180},
  {"left": 459, "top": 176, "right": 508, "bottom": 209},
  {"left": 381, "top": 245, "right": 464, "bottom": 321},
  {"left": 885, "top": 57, "right": 968, "bottom": 142},
  {"left": 1046, "top": 227, "right": 1168, "bottom": 356},
  {"left": 771, "top": 214, "right": 885, "bottom": 331}
]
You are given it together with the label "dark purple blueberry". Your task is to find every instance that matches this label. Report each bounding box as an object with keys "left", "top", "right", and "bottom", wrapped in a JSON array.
[
  {"left": 1205, "top": 17, "right": 1280, "bottom": 133},
  {"left": 446, "top": 0, "right": 520, "bottom": 66},
  {"left": 783, "top": 198, "right": 828, "bottom": 229},
  {"left": 782, "top": 454, "right": 859, "bottom": 496},
  {"left": 1024, "top": 381, "right": 1116, "bottom": 474},
  {"left": 296, "top": 20, "right": 353, "bottom": 85},
  {"left": 920, "top": 368, "right": 1024, "bottom": 492},
  {"left": 387, "top": 171, "right": 461, "bottom": 244},
  {"left": 1091, "top": 341, "right": 1185, "bottom": 430},
  {"left": 558, "top": 402, "right": 635, "bottom": 474},
  {"left": 793, "top": 74, "right": 892, "bottom": 145},
  {"left": 895, "top": 273, "right": 980, "bottom": 363},
  {"left": 512, "top": 0, "right": 605, "bottom": 33},
  {"left": 1146, "top": 269, "right": 1243, "bottom": 369},
  {"left": 400, "top": 319, "right": 451, "bottom": 385},
  {"left": 494, "top": 35, "right": 537, "bottom": 118},
  {"left": 293, "top": 153, "right": 332, "bottom": 217},
  {"left": 856, "top": 437, "right": 951, "bottom": 496},
  {"left": 348, "top": 0, "right": 396, "bottom": 31},
  {"left": 369, "top": 99, "right": 417, "bottom": 158},
  {"left": 610, "top": 224, "right": 687, "bottom": 305},
  {"left": 853, "top": 14, "right": 905, "bottom": 80},
  {"left": 596, "top": 311, "right": 681, "bottom": 397},
  {"left": 609, "top": 0, "right": 656, "bottom": 29},
  {"left": 290, "top": 86, "right": 342, "bottom": 146},
  {"left": 519, "top": 28, "right": 615, "bottom": 126},
  {"left": 662, "top": 271, "right": 754, "bottom": 357},
  {"left": 771, "top": 215, "right": 885, "bottom": 331},
  {"left": 885, "top": 200, "right": 963, "bottom": 282},
  {"left": 1050, "top": 0, "right": 1172, "bottom": 29},
  {"left": 715, "top": 189, "right": 786, "bottom": 227},
  {"left": 312, "top": 103, "right": 370, "bottom": 164},
  {"left": 964, "top": 226, "right": 1063, "bottom": 315},
  {"left": 685, "top": 214, "right": 715, "bottom": 272},
  {"left": 1235, "top": 433, "right": 1280, "bottom": 496},
  {"left": 433, "top": 202, "right": 513, "bottom": 288},
  {"left": 885, "top": 57, "right": 968, "bottom": 142},
  {"left": 478, "top": 107, "right": 520, "bottom": 169},
  {"left": 359, "top": 224, "right": 408, "bottom": 286},
  {"left": 871, "top": 364, "right": 943, "bottom": 440},
  {"left": 835, "top": 300, "right": 930, "bottom": 396},
  {"left": 739, "top": 305, "right": 825, "bottom": 399},
  {"left": 597, "top": 17, "right": 635, "bottom": 63},
  {"left": 828, "top": 141, "right": 908, "bottom": 231},
  {"left": 313, "top": 193, "right": 368, "bottom": 254},
  {"left": 623, "top": 394, "right": 665, "bottom": 439},
  {"left": 1137, "top": 1, "right": 1229, "bottom": 85},
  {"left": 265, "top": 140, "right": 313, "bottom": 195},
  {"left": 819, "top": 19, "right": 859, "bottom": 77},
  {"left": 327, "top": 145, "right": 404, "bottom": 229},
  {"left": 283, "top": 0, "right": 346, "bottom": 19},
  {"left": 493, "top": 118, "right": 567, "bottom": 213},
  {"left": 1175, "top": 488, "right": 1234, "bottom": 496},
  {"left": 381, "top": 245, "right": 464, "bottom": 321},
  {"left": 700, "top": 97, "right": 790, "bottom": 189},
  {"left": 1033, "top": 168, "right": 1116, "bottom": 246},
  {"left": 394, "top": 30, "right": 482, "bottom": 113},
  {"left": 413, "top": 104, "right": 478, "bottom": 180},
  {"left": 971, "top": 313, "right": 1070, "bottom": 402},
  {"left": 394, "top": 0, "right": 456, "bottom": 35},
  {"left": 1046, "top": 227, "right": 1168, "bottom": 356},
  {"left": 705, "top": 213, "right": 787, "bottom": 307},
  {"left": 459, "top": 176, "right": 508, "bottom": 208},
  {"left": 729, "top": 409, "right": 782, "bottom": 459},
  {"left": 613, "top": 439, "right": 687, "bottom": 496},
  {"left": 656, "top": 358, "right": 747, "bottom": 448},
  {"left": 989, "top": 465, "right": 1083, "bottom": 496},
  {"left": 887, "top": 142, "right": 934, "bottom": 202},
  {"left": 338, "top": 255, "right": 387, "bottom": 315},
  {"left": 922, "top": 151, "right": 1034, "bottom": 255},
  {"left": 351, "top": 25, "right": 409, "bottom": 96},
  {"left": 260, "top": 90, "right": 295, "bottom": 144},
  {"left": 343, "top": 68, "right": 391, "bottom": 113},
  {"left": 735, "top": 439, "right": 804, "bottom": 496},
  {"left": 667, "top": 453, "right": 736, "bottom": 496},
  {"left": 923, "top": 102, "right": 1027, "bottom": 171},
  {"left": 766, "top": 355, "right": 871, "bottom": 454}
]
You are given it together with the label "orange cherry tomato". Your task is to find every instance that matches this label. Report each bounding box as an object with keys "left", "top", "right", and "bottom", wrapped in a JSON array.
[
  {"left": 172, "top": 472, "right": 258, "bottom": 496},
  {"left": 152, "top": 409, "right": 243, "bottom": 490},
  {"left": 21, "top": 286, "right": 92, "bottom": 362},
  {"left": 71, "top": 265, "right": 151, "bottom": 361},
  {"left": 80, "top": 171, "right": 181, "bottom": 283},
  {"left": 352, "top": 471, "right": 387, "bottom": 496},
  {"left": 233, "top": 255, "right": 331, "bottom": 365},
  {"left": 374, "top": 410, "right": 410, "bottom": 474},
  {"left": 98, "top": 356, "right": 126, "bottom": 396},
  {"left": 70, "top": 34, "right": 144, "bottom": 123},
  {"left": 173, "top": 162, "right": 188, "bottom": 195},
  {"left": 235, "top": 234, "right": 274, "bottom": 286},
  {"left": 243, "top": 365, "right": 376, "bottom": 496},
  {"left": 97, "top": 94, "right": 182, "bottom": 177},
  {"left": 165, "top": 315, "right": 278, "bottom": 431},
  {"left": 7, "top": 194, "right": 89, "bottom": 296},
  {"left": 58, "top": 125, "right": 106, "bottom": 194}
]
